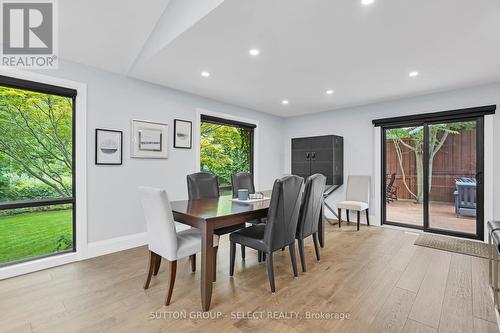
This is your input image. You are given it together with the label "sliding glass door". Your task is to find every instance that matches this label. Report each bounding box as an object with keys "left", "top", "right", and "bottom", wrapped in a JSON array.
[
  {"left": 382, "top": 117, "right": 484, "bottom": 240},
  {"left": 384, "top": 125, "right": 425, "bottom": 228},
  {"left": 427, "top": 119, "right": 482, "bottom": 236}
]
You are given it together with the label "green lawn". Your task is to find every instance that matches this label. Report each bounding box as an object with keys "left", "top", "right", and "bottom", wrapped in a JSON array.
[{"left": 0, "top": 209, "right": 73, "bottom": 265}]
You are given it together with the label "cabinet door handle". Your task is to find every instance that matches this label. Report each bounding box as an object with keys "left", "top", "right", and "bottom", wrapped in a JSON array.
[
  {"left": 311, "top": 152, "right": 316, "bottom": 160},
  {"left": 305, "top": 152, "right": 310, "bottom": 160}
]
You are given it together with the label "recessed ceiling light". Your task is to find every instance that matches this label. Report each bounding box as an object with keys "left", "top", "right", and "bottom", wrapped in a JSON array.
[
  {"left": 201, "top": 71, "right": 210, "bottom": 77},
  {"left": 326, "top": 90, "right": 334, "bottom": 95},
  {"left": 249, "top": 49, "right": 260, "bottom": 56},
  {"left": 361, "top": 0, "right": 375, "bottom": 5},
  {"left": 282, "top": 100, "right": 289, "bottom": 105},
  {"left": 409, "top": 71, "right": 419, "bottom": 77}
]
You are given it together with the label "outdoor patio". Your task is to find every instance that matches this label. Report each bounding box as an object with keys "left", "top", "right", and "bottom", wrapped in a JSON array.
[{"left": 386, "top": 200, "right": 476, "bottom": 234}]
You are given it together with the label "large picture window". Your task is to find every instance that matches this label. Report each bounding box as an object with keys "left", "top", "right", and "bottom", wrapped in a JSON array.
[
  {"left": 200, "top": 115, "right": 255, "bottom": 193},
  {"left": 0, "top": 76, "right": 76, "bottom": 266}
]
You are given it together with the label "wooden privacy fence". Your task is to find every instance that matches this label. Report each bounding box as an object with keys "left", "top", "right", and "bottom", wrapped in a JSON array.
[{"left": 385, "top": 128, "right": 476, "bottom": 203}]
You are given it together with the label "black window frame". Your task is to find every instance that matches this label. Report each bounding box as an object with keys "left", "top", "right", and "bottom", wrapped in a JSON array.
[
  {"left": 200, "top": 115, "right": 255, "bottom": 192},
  {"left": 0, "top": 75, "right": 77, "bottom": 266}
]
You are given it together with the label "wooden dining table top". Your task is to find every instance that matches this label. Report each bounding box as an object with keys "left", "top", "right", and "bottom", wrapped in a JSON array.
[{"left": 170, "top": 193, "right": 271, "bottom": 221}]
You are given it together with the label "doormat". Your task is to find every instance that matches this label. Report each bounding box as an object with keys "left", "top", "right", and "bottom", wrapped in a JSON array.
[{"left": 414, "top": 234, "right": 489, "bottom": 259}]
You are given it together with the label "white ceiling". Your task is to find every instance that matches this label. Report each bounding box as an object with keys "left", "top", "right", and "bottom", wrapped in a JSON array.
[
  {"left": 59, "top": 0, "right": 170, "bottom": 74},
  {"left": 60, "top": 0, "right": 500, "bottom": 117}
]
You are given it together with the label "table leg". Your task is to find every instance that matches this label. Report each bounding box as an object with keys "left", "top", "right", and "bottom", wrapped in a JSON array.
[
  {"left": 200, "top": 222, "right": 214, "bottom": 311},
  {"left": 318, "top": 204, "right": 325, "bottom": 248}
]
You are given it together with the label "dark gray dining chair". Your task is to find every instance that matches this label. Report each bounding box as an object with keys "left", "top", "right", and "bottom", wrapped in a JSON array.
[
  {"left": 187, "top": 172, "right": 219, "bottom": 200},
  {"left": 186, "top": 172, "right": 245, "bottom": 263},
  {"left": 229, "top": 175, "right": 304, "bottom": 292},
  {"left": 231, "top": 172, "right": 256, "bottom": 198},
  {"left": 231, "top": 172, "right": 265, "bottom": 260},
  {"left": 296, "top": 174, "right": 326, "bottom": 272}
]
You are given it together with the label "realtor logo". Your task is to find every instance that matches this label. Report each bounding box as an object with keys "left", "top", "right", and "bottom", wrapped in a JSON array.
[{"left": 1, "top": 0, "right": 58, "bottom": 68}]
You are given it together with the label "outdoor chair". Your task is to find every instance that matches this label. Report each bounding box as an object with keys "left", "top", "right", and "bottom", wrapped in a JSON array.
[
  {"left": 453, "top": 177, "right": 477, "bottom": 217},
  {"left": 386, "top": 173, "right": 398, "bottom": 203}
]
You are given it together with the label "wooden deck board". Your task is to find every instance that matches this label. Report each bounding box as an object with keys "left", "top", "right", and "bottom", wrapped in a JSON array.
[{"left": 386, "top": 200, "right": 475, "bottom": 234}]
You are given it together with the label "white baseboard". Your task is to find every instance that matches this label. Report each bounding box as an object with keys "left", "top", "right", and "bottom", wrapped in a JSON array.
[
  {"left": 1, "top": 232, "right": 148, "bottom": 280},
  {"left": 0, "top": 252, "right": 79, "bottom": 280},
  {"left": 85, "top": 232, "right": 148, "bottom": 259}
]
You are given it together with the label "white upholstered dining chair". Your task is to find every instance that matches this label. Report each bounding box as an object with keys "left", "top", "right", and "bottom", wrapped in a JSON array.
[
  {"left": 139, "top": 186, "right": 219, "bottom": 305},
  {"left": 336, "top": 175, "right": 371, "bottom": 231}
]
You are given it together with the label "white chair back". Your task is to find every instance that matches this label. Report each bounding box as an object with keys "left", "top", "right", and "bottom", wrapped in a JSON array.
[
  {"left": 139, "top": 187, "right": 178, "bottom": 260},
  {"left": 345, "top": 176, "right": 371, "bottom": 203}
]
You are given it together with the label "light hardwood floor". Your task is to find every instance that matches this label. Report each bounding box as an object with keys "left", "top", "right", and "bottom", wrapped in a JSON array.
[{"left": 1, "top": 224, "right": 498, "bottom": 333}]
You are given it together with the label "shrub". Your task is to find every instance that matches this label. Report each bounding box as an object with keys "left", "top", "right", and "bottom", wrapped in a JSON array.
[{"left": 55, "top": 235, "right": 73, "bottom": 252}]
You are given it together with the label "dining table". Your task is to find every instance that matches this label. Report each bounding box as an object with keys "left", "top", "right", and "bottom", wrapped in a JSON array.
[{"left": 170, "top": 191, "right": 325, "bottom": 311}]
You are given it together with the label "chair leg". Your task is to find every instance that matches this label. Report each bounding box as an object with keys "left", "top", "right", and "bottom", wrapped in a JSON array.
[
  {"left": 289, "top": 242, "right": 298, "bottom": 277},
  {"left": 494, "top": 248, "right": 499, "bottom": 310},
  {"left": 366, "top": 208, "right": 370, "bottom": 226},
  {"left": 230, "top": 241, "right": 236, "bottom": 276},
  {"left": 298, "top": 238, "right": 306, "bottom": 272},
  {"left": 266, "top": 252, "right": 276, "bottom": 293},
  {"left": 153, "top": 254, "right": 161, "bottom": 276},
  {"left": 263, "top": 252, "right": 266, "bottom": 262},
  {"left": 313, "top": 233, "right": 320, "bottom": 261},
  {"left": 490, "top": 231, "right": 494, "bottom": 287},
  {"left": 241, "top": 245, "right": 245, "bottom": 260},
  {"left": 213, "top": 246, "right": 218, "bottom": 282},
  {"left": 143, "top": 250, "right": 157, "bottom": 289},
  {"left": 165, "top": 260, "right": 177, "bottom": 306},
  {"left": 190, "top": 254, "right": 196, "bottom": 273},
  {"left": 357, "top": 210, "right": 360, "bottom": 231},
  {"left": 258, "top": 250, "right": 262, "bottom": 263},
  {"left": 346, "top": 209, "right": 350, "bottom": 223},
  {"left": 338, "top": 208, "right": 342, "bottom": 228}
]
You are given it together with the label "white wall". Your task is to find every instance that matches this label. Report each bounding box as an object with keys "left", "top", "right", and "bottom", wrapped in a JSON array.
[
  {"left": 32, "top": 61, "right": 500, "bottom": 245},
  {"left": 284, "top": 82, "right": 500, "bottom": 223},
  {"left": 42, "top": 60, "right": 285, "bottom": 243}
]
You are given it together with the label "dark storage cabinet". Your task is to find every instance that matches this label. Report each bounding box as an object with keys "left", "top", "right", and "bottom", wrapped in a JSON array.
[{"left": 291, "top": 135, "right": 343, "bottom": 186}]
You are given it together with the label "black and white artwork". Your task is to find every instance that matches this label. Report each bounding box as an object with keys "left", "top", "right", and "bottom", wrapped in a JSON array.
[
  {"left": 95, "top": 129, "right": 123, "bottom": 165},
  {"left": 173, "top": 119, "right": 192, "bottom": 149},
  {"left": 139, "top": 128, "right": 162, "bottom": 151},
  {"left": 131, "top": 119, "right": 168, "bottom": 158}
]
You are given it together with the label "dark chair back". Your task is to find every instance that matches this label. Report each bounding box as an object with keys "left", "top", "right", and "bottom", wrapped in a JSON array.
[
  {"left": 264, "top": 175, "right": 304, "bottom": 252},
  {"left": 296, "top": 174, "right": 327, "bottom": 239},
  {"left": 231, "top": 172, "right": 256, "bottom": 198},
  {"left": 187, "top": 172, "right": 219, "bottom": 200}
]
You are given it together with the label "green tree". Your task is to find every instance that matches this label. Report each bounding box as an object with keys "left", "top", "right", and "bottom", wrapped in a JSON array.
[
  {"left": 200, "top": 122, "right": 252, "bottom": 186},
  {"left": 387, "top": 122, "right": 474, "bottom": 203},
  {"left": 0, "top": 87, "right": 73, "bottom": 198},
  {"left": 0, "top": 154, "right": 10, "bottom": 199}
]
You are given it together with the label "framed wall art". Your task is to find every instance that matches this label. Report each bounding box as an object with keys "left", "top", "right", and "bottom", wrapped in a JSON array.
[
  {"left": 173, "top": 119, "right": 192, "bottom": 149},
  {"left": 131, "top": 119, "right": 168, "bottom": 158},
  {"left": 95, "top": 129, "right": 123, "bottom": 165}
]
